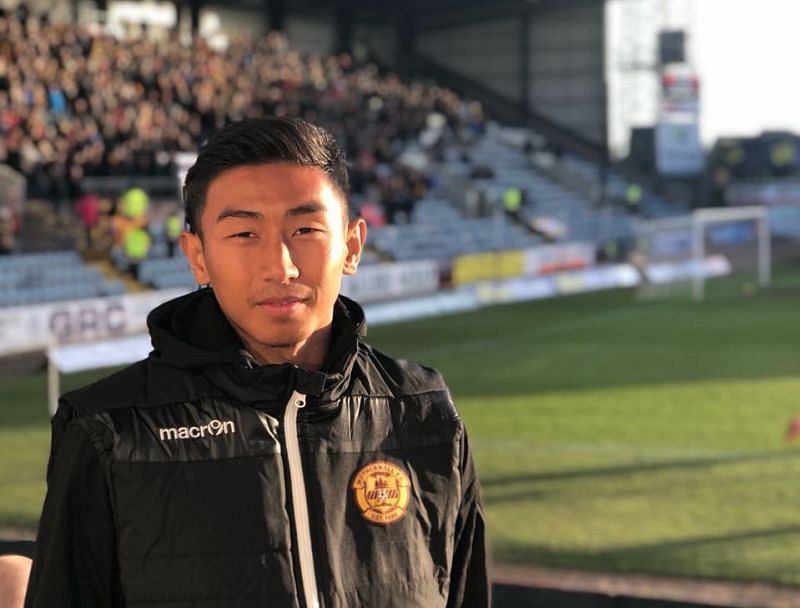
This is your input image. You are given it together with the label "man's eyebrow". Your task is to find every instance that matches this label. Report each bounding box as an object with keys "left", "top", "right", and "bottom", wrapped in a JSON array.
[
  {"left": 286, "top": 202, "right": 327, "bottom": 217},
  {"left": 216, "top": 208, "right": 263, "bottom": 223},
  {"left": 215, "top": 202, "right": 327, "bottom": 223}
]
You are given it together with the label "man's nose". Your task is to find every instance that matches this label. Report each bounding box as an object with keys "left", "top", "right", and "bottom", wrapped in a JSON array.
[{"left": 259, "top": 238, "right": 299, "bottom": 283}]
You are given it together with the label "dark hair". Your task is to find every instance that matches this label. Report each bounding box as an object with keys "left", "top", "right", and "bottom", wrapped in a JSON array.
[{"left": 183, "top": 117, "right": 350, "bottom": 234}]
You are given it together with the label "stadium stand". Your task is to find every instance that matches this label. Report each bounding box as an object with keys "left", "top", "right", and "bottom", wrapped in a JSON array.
[
  {"left": 0, "top": 3, "right": 683, "bottom": 298},
  {"left": 136, "top": 252, "right": 194, "bottom": 291},
  {"left": 441, "top": 130, "right": 638, "bottom": 245},
  {"left": 0, "top": 250, "right": 126, "bottom": 307},
  {"left": 0, "top": 9, "right": 475, "bottom": 213},
  {"left": 559, "top": 154, "right": 682, "bottom": 219}
]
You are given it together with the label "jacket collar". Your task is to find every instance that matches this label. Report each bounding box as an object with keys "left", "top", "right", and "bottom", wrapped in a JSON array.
[{"left": 147, "top": 288, "right": 366, "bottom": 406}]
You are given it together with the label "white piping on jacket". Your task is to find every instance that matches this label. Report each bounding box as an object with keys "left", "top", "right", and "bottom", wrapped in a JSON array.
[{"left": 284, "top": 390, "right": 320, "bottom": 608}]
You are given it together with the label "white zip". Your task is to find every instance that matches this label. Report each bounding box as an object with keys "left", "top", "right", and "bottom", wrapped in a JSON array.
[{"left": 284, "top": 390, "right": 320, "bottom": 608}]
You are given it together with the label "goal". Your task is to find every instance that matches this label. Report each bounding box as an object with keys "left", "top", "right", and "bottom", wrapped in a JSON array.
[
  {"left": 634, "top": 206, "right": 770, "bottom": 302},
  {"left": 690, "top": 206, "right": 770, "bottom": 301}
]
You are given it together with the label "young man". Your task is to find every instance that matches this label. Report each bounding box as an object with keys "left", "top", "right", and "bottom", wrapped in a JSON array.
[{"left": 25, "top": 117, "right": 488, "bottom": 607}]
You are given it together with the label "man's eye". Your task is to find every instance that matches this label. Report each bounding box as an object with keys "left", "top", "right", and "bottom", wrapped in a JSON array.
[
  {"left": 294, "top": 227, "right": 320, "bottom": 236},
  {"left": 230, "top": 231, "right": 256, "bottom": 238}
]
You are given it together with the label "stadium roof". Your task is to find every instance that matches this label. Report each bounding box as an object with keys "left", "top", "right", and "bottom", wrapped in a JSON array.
[{"left": 201, "top": 0, "right": 603, "bottom": 22}]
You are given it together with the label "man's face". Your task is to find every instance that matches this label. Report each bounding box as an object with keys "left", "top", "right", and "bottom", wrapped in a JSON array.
[{"left": 181, "top": 162, "right": 365, "bottom": 359}]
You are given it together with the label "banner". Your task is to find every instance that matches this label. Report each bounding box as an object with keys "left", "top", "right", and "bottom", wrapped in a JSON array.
[
  {"left": 656, "top": 64, "right": 703, "bottom": 176},
  {"left": 0, "top": 289, "right": 187, "bottom": 356},
  {"left": 453, "top": 243, "right": 595, "bottom": 286},
  {"left": 644, "top": 255, "right": 731, "bottom": 284},
  {"left": 475, "top": 276, "right": 557, "bottom": 304},
  {"left": 363, "top": 290, "right": 479, "bottom": 326},
  {"left": 452, "top": 251, "right": 525, "bottom": 286},
  {"left": 726, "top": 180, "right": 800, "bottom": 207},
  {"left": 48, "top": 334, "right": 153, "bottom": 374},
  {"left": 555, "top": 266, "right": 640, "bottom": 294},
  {"left": 1, "top": 260, "right": 441, "bottom": 356},
  {"left": 523, "top": 242, "right": 595, "bottom": 276},
  {"left": 340, "top": 261, "right": 440, "bottom": 303},
  {"left": 655, "top": 121, "right": 704, "bottom": 176}
]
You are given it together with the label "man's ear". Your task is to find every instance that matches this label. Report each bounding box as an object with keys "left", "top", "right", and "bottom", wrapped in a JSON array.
[
  {"left": 343, "top": 218, "right": 367, "bottom": 275},
  {"left": 179, "top": 231, "right": 211, "bottom": 285}
]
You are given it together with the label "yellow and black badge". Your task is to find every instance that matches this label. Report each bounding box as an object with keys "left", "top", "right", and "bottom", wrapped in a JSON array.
[{"left": 352, "top": 460, "right": 411, "bottom": 525}]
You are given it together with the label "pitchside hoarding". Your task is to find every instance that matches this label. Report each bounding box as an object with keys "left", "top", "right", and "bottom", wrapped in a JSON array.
[
  {"left": 452, "top": 242, "right": 596, "bottom": 287},
  {"left": 339, "top": 260, "right": 440, "bottom": 303},
  {"left": 0, "top": 289, "right": 187, "bottom": 356}
]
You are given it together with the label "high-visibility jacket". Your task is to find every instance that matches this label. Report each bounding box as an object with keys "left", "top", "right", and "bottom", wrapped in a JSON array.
[{"left": 123, "top": 228, "right": 151, "bottom": 260}]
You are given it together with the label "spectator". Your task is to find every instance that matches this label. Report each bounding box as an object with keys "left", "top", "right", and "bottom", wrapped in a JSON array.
[
  {"left": 625, "top": 182, "right": 642, "bottom": 214},
  {"left": 73, "top": 192, "right": 100, "bottom": 249},
  {"left": 123, "top": 226, "right": 151, "bottom": 279},
  {"left": 357, "top": 200, "right": 386, "bottom": 228},
  {"left": 120, "top": 187, "right": 149, "bottom": 222},
  {"left": 0, "top": 10, "right": 484, "bottom": 222},
  {"left": 502, "top": 186, "right": 523, "bottom": 223},
  {"left": 164, "top": 209, "right": 182, "bottom": 257}
]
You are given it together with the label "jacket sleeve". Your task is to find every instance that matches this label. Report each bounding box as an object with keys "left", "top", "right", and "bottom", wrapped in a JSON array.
[
  {"left": 446, "top": 428, "right": 490, "bottom": 608},
  {"left": 25, "top": 405, "right": 124, "bottom": 608}
]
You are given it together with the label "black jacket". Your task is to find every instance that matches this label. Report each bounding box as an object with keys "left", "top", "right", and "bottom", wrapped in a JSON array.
[{"left": 25, "top": 289, "right": 488, "bottom": 607}]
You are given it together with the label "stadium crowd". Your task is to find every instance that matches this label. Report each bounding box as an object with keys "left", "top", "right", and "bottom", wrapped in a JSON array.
[{"left": 0, "top": 5, "right": 485, "bottom": 215}]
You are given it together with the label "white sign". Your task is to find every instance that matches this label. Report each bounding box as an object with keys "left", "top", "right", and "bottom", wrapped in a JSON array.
[
  {"left": 364, "top": 290, "right": 479, "bottom": 326},
  {"left": 341, "top": 261, "right": 440, "bottom": 303},
  {"left": 475, "top": 276, "right": 557, "bottom": 304},
  {"left": 48, "top": 334, "right": 153, "bottom": 374},
  {"left": 656, "top": 121, "right": 705, "bottom": 175},
  {"left": 0, "top": 289, "right": 187, "bottom": 356},
  {"left": 644, "top": 255, "right": 731, "bottom": 284},
  {"left": 727, "top": 181, "right": 800, "bottom": 207}
]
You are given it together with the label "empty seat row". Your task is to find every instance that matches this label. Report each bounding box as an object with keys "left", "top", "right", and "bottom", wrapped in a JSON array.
[
  {"left": 0, "top": 250, "right": 82, "bottom": 271},
  {"left": 0, "top": 279, "right": 127, "bottom": 308},
  {"left": 149, "top": 269, "right": 196, "bottom": 290},
  {"left": 0, "top": 266, "right": 105, "bottom": 289}
]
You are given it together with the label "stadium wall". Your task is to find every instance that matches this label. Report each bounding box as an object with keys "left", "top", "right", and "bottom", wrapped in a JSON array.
[
  {"left": 414, "top": 0, "right": 606, "bottom": 144},
  {"left": 284, "top": 15, "right": 336, "bottom": 56},
  {"left": 202, "top": 4, "right": 268, "bottom": 39},
  {"left": 526, "top": 2, "right": 606, "bottom": 142},
  {"left": 416, "top": 17, "right": 524, "bottom": 103},
  {"left": 353, "top": 22, "right": 397, "bottom": 66},
  {"left": 200, "top": 8, "right": 337, "bottom": 56}
]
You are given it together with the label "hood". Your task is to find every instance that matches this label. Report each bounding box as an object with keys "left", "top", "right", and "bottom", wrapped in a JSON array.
[{"left": 146, "top": 287, "right": 367, "bottom": 405}]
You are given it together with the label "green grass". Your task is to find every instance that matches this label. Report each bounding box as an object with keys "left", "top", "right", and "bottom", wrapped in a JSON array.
[
  {"left": 2, "top": 267, "right": 799, "bottom": 584},
  {"left": 0, "top": 370, "right": 106, "bottom": 529},
  {"left": 366, "top": 268, "right": 800, "bottom": 584}
]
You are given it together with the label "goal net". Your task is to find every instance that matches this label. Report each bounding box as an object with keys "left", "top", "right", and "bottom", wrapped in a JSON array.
[{"left": 634, "top": 206, "right": 770, "bottom": 302}]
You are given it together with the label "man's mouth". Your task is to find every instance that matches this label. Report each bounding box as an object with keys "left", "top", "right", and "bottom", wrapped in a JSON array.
[{"left": 255, "top": 297, "right": 307, "bottom": 314}]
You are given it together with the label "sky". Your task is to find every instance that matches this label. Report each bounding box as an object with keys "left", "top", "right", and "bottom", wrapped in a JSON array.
[
  {"left": 607, "top": 0, "right": 800, "bottom": 155},
  {"left": 692, "top": 0, "right": 800, "bottom": 144}
]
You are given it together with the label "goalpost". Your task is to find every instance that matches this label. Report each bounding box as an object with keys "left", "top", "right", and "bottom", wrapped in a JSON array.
[
  {"left": 691, "top": 206, "right": 770, "bottom": 302},
  {"left": 634, "top": 205, "right": 770, "bottom": 303}
]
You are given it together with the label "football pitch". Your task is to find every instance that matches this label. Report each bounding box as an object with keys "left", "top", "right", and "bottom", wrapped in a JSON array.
[{"left": 1, "top": 267, "right": 799, "bottom": 585}]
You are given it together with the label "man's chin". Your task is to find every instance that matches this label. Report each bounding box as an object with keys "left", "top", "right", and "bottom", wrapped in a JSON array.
[
  {"left": 252, "top": 329, "right": 308, "bottom": 351},
  {"left": 263, "top": 341, "right": 300, "bottom": 349}
]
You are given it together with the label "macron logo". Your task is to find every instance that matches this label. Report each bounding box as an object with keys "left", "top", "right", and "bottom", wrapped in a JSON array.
[{"left": 158, "top": 419, "right": 236, "bottom": 441}]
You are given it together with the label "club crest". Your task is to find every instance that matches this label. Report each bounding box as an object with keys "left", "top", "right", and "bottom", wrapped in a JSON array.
[{"left": 351, "top": 460, "right": 411, "bottom": 525}]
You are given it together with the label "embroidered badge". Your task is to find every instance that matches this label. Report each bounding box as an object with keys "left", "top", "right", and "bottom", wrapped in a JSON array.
[{"left": 352, "top": 460, "right": 411, "bottom": 525}]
